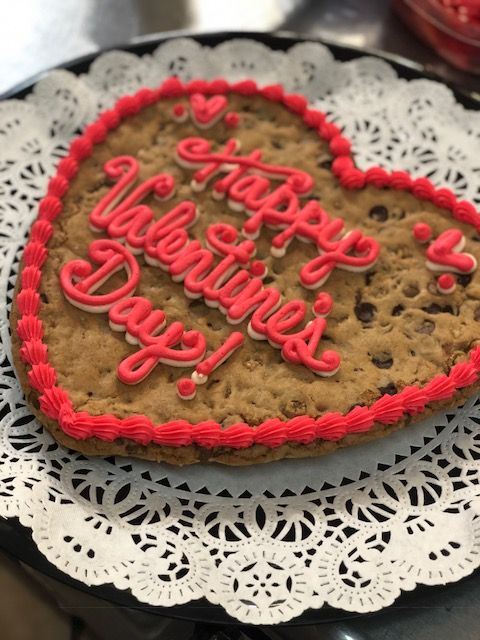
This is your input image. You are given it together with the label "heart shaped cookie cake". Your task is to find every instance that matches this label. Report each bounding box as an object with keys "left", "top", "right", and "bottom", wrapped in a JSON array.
[{"left": 11, "top": 77, "right": 480, "bottom": 465}]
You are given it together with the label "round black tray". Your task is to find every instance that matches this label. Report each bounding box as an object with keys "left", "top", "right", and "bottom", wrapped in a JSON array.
[{"left": 2, "top": 31, "right": 479, "bottom": 632}]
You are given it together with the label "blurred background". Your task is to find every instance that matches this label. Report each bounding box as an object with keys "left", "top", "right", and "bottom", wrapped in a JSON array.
[
  {"left": 1, "top": 0, "right": 479, "bottom": 96},
  {"left": 1, "top": 1, "right": 479, "bottom": 639}
]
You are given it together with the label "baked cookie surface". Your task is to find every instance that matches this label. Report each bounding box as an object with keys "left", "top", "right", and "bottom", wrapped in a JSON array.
[{"left": 12, "top": 78, "right": 480, "bottom": 465}]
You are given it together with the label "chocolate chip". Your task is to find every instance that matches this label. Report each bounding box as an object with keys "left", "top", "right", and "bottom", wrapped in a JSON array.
[
  {"left": 457, "top": 274, "right": 472, "bottom": 287},
  {"left": 365, "top": 271, "right": 376, "bottom": 286},
  {"left": 379, "top": 383, "right": 397, "bottom": 395},
  {"left": 369, "top": 205, "right": 388, "bottom": 222},
  {"left": 474, "top": 306, "right": 480, "bottom": 321},
  {"left": 40, "top": 292, "right": 49, "bottom": 304},
  {"left": 272, "top": 262, "right": 284, "bottom": 275},
  {"left": 403, "top": 284, "right": 419, "bottom": 298},
  {"left": 422, "top": 303, "right": 456, "bottom": 315},
  {"left": 372, "top": 353, "right": 393, "bottom": 369},
  {"left": 416, "top": 320, "right": 435, "bottom": 334},
  {"left": 263, "top": 276, "right": 275, "bottom": 284},
  {"left": 354, "top": 301, "right": 377, "bottom": 323},
  {"left": 422, "top": 303, "right": 442, "bottom": 314},
  {"left": 391, "top": 304, "right": 404, "bottom": 316},
  {"left": 473, "top": 235, "right": 480, "bottom": 243},
  {"left": 272, "top": 140, "right": 283, "bottom": 149},
  {"left": 318, "top": 158, "right": 332, "bottom": 170}
]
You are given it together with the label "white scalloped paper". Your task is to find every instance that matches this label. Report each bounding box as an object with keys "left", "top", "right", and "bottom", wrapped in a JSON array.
[{"left": 1, "top": 37, "right": 480, "bottom": 625}]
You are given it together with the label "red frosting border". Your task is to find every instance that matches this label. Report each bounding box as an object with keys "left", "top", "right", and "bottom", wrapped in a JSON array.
[{"left": 15, "top": 76, "right": 480, "bottom": 450}]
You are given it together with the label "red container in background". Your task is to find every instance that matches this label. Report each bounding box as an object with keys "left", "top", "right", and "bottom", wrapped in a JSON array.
[{"left": 394, "top": 0, "right": 480, "bottom": 73}]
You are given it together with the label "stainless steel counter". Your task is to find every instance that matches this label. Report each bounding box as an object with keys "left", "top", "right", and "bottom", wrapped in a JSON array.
[{"left": 1, "top": 0, "right": 478, "bottom": 95}]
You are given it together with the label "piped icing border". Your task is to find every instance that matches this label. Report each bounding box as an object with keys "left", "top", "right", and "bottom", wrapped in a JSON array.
[{"left": 15, "top": 76, "right": 480, "bottom": 450}]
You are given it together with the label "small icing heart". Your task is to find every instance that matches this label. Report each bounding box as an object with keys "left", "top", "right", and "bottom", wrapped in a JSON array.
[{"left": 189, "top": 93, "right": 228, "bottom": 128}]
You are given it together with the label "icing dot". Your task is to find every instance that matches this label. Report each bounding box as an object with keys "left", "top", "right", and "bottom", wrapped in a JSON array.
[
  {"left": 437, "top": 273, "right": 456, "bottom": 295},
  {"left": 413, "top": 222, "right": 432, "bottom": 243},
  {"left": 176, "top": 378, "right": 196, "bottom": 400},
  {"left": 457, "top": 273, "right": 472, "bottom": 287},
  {"left": 249, "top": 260, "right": 267, "bottom": 278},
  {"left": 368, "top": 205, "right": 388, "bottom": 222},
  {"left": 172, "top": 103, "right": 188, "bottom": 122},
  {"left": 224, "top": 111, "right": 240, "bottom": 127},
  {"left": 313, "top": 292, "right": 333, "bottom": 317}
]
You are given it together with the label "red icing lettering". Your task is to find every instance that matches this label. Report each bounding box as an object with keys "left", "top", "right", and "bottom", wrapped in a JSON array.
[
  {"left": 88, "top": 156, "right": 139, "bottom": 229},
  {"left": 282, "top": 319, "right": 341, "bottom": 377},
  {"left": 106, "top": 205, "right": 153, "bottom": 254},
  {"left": 175, "top": 140, "right": 378, "bottom": 291},
  {"left": 60, "top": 240, "right": 140, "bottom": 312},
  {"left": 192, "top": 139, "right": 241, "bottom": 191},
  {"left": 300, "top": 222, "right": 380, "bottom": 289},
  {"left": 169, "top": 246, "right": 215, "bottom": 292},
  {"left": 229, "top": 281, "right": 282, "bottom": 337},
  {"left": 425, "top": 228, "right": 477, "bottom": 274},
  {"left": 213, "top": 149, "right": 263, "bottom": 196},
  {"left": 108, "top": 297, "right": 166, "bottom": 345},
  {"left": 270, "top": 200, "right": 330, "bottom": 257},
  {"left": 155, "top": 230, "right": 202, "bottom": 269},
  {"left": 193, "top": 331, "right": 245, "bottom": 383},
  {"left": 175, "top": 137, "right": 313, "bottom": 194},
  {"left": 89, "top": 155, "right": 175, "bottom": 231},
  {"left": 205, "top": 223, "right": 256, "bottom": 264},
  {"left": 117, "top": 323, "right": 207, "bottom": 384},
  {"left": 265, "top": 300, "right": 310, "bottom": 346},
  {"left": 108, "top": 296, "right": 207, "bottom": 384},
  {"left": 242, "top": 185, "right": 299, "bottom": 240}
]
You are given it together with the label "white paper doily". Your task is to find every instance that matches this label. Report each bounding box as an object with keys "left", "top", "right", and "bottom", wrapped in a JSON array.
[{"left": 1, "top": 36, "right": 480, "bottom": 625}]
